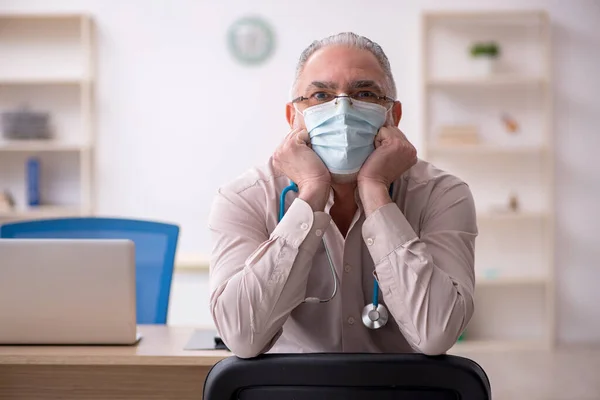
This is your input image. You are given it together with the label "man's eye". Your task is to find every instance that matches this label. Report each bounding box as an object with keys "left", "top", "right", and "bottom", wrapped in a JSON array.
[
  {"left": 355, "top": 91, "right": 378, "bottom": 100},
  {"left": 311, "top": 92, "right": 333, "bottom": 102}
]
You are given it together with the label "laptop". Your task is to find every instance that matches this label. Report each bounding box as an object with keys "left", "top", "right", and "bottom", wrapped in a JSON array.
[{"left": 0, "top": 239, "right": 141, "bottom": 345}]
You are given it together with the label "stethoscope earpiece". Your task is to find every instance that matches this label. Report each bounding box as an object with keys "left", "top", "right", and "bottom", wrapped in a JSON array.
[{"left": 304, "top": 297, "right": 321, "bottom": 304}]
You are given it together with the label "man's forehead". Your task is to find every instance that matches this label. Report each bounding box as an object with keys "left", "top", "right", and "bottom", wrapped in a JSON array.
[{"left": 296, "top": 46, "right": 387, "bottom": 91}]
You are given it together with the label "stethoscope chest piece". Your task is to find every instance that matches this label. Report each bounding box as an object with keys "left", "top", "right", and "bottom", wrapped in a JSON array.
[{"left": 362, "top": 303, "right": 388, "bottom": 329}]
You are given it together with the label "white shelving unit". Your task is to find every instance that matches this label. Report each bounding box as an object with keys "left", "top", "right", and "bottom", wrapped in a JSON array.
[
  {"left": 421, "top": 10, "right": 554, "bottom": 351},
  {"left": 175, "top": 253, "right": 211, "bottom": 271},
  {"left": 427, "top": 144, "right": 549, "bottom": 155},
  {"left": 427, "top": 76, "right": 547, "bottom": 89},
  {"left": 0, "top": 13, "right": 95, "bottom": 222}
]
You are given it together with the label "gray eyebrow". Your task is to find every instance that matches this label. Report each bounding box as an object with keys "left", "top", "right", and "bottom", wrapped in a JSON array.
[
  {"left": 307, "top": 81, "right": 339, "bottom": 91},
  {"left": 305, "top": 80, "right": 385, "bottom": 94},
  {"left": 348, "top": 80, "right": 384, "bottom": 92}
]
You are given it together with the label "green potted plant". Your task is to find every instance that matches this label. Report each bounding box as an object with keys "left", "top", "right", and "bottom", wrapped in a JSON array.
[{"left": 469, "top": 41, "right": 500, "bottom": 76}]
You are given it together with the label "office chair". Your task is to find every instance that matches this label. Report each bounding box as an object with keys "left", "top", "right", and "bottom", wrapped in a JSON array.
[
  {"left": 203, "top": 353, "right": 491, "bottom": 400},
  {"left": 0, "top": 217, "right": 179, "bottom": 324}
]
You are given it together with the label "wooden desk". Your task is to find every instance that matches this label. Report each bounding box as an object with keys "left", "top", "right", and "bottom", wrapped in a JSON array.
[{"left": 0, "top": 325, "right": 231, "bottom": 400}]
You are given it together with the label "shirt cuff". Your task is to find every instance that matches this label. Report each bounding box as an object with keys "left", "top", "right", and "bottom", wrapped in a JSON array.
[
  {"left": 271, "top": 198, "right": 331, "bottom": 255},
  {"left": 362, "top": 203, "right": 418, "bottom": 264}
]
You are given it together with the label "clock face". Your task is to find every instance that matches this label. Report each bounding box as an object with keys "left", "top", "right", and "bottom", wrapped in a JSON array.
[{"left": 227, "top": 16, "right": 275, "bottom": 65}]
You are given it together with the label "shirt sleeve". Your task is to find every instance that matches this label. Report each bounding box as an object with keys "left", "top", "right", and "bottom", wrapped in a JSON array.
[
  {"left": 209, "top": 187, "right": 331, "bottom": 358},
  {"left": 361, "top": 182, "right": 477, "bottom": 355}
]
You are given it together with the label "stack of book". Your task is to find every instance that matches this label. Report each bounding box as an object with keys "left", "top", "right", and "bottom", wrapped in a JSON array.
[{"left": 436, "top": 125, "right": 480, "bottom": 146}]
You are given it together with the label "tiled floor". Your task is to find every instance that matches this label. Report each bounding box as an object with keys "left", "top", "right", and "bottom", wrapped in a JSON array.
[{"left": 454, "top": 346, "right": 600, "bottom": 400}]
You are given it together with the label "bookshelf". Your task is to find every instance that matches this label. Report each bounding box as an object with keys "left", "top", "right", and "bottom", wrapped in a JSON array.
[
  {"left": 0, "top": 13, "right": 95, "bottom": 221},
  {"left": 421, "top": 10, "right": 554, "bottom": 351}
]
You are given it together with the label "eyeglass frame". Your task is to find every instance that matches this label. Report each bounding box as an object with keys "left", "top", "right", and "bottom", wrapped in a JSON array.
[{"left": 291, "top": 93, "right": 396, "bottom": 110}]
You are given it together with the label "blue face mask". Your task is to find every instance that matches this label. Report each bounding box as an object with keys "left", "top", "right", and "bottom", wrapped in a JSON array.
[{"left": 301, "top": 97, "right": 388, "bottom": 175}]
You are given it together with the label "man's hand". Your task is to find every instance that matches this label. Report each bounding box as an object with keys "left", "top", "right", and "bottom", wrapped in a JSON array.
[
  {"left": 357, "top": 126, "right": 417, "bottom": 216},
  {"left": 273, "top": 127, "right": 331, "bottom": 211}
]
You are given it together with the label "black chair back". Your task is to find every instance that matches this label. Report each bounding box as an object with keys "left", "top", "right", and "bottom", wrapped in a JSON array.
[{"left": 203, "top": 353, "right": 491, "bottom": 399}]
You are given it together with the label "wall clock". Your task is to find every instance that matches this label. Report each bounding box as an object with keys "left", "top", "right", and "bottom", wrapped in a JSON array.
[{"left": 227, "top": 16, "right": 275, "bottom": 65}]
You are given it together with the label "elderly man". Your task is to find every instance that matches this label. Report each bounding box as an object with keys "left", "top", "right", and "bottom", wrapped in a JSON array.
[{"left": 209, "top": 32, "right": 477, "bottom": 358}]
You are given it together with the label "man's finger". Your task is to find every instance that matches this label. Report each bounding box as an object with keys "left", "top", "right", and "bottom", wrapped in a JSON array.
[
  {"left": 373, "top": 126, "right": 393, "bottom": 147},
  {"left": 396, "top": 128, "right": 410, "bottom": 142},
  {"left": 285, "top": 126, "right": 303, "bottom": 140},
  {"left": 296, "top": 129, "right": 310, "bottom": 145},
  {"left": 377, "top": 127, "right": 391, "bottom": 138}
]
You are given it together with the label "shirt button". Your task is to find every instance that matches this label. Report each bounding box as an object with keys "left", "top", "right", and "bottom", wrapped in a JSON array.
[
  {"left": 347, "top": 317, "right": 355, "bottom": 325},
  {"left": 315, "top": 229, "right": 323, "bottom": 237},
  {"left": 366, "top": 238, "right": 374, "bottom": 246},
  {"left": 344, "top": 264, "right": 351, "bottom": 273},
  {"left": 300, "top": 223, "right": 309, "bottom": 230}
]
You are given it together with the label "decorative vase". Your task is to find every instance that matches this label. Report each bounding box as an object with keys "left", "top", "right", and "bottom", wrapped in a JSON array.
[{"left": 472, "top": 56, "right": 497, "bottom": 77}]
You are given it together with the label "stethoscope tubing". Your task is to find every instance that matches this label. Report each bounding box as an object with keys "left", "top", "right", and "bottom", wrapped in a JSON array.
[{"left": 278, "top": 179, "right": 393, "bottom": 328}]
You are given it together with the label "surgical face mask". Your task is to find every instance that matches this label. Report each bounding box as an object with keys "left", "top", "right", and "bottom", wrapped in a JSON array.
[{"left": 301, "top": 97, "right": 388, "bottom": 175}]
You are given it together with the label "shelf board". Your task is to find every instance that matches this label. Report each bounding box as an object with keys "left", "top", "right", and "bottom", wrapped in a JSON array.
[
  {"left": 424, "top": 10, "right": 548, "bottom": 27},
  {"left": 427, "top": 144, "right": 548, "bottom": 155},
  {"left": 0, "top": 141, "right": 90, "bottom": 152},
  {"left": 477, "top": 211, "right": 549, "bottom": 221},
  {"left": 0, "top": 77, "right": 89, "bottom": 85},
  {"left": 427, "top": 76, "right": 547, "bottom": 89},
  {"left": 449, "top": 339, "right": 548, "bottom": 353},
  {"left": 175, "top": 254, "right": 210, "bottom": 271},
  {"left": 0, "top": 13, "right": 89, "bottom": 20},
  {"left": 476, "top": 275, "right": 548, "bottom": 286},
  {"left": 0, "top": 206, "right": 86, "bottom": 219}
]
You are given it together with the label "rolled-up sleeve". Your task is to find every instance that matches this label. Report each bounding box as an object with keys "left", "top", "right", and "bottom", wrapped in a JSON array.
[
  {"left": 362, "top": 182, "right": 477, "bottom": 355},
  {"left": 209, "top": 187, "right": 331, "bottom": 358}
]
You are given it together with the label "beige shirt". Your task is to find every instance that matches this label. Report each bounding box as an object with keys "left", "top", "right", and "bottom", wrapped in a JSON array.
[{"left": 208, "top": 158, "right": 477, "bottom": 358}]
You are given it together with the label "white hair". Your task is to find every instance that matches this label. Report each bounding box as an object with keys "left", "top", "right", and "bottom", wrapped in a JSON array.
[{"left": 291, "top": 32, "right": 397, "bottom": 100}]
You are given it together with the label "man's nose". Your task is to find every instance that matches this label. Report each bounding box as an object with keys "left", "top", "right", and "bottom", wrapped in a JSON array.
[{"left": 334, "top": 95, "right": 353, "bottom": 111}]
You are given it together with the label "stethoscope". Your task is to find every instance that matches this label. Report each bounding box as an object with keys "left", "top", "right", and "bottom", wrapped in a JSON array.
[{"left": 279, "top": 181, "right": 391, "bottom": 330}]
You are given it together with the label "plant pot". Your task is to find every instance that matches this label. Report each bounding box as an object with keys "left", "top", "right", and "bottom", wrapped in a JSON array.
[{"left": 471, "top": 56, "right": 497, "bottom": 77}]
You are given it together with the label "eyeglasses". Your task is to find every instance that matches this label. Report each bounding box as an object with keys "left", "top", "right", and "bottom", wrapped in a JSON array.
[{"left": 292, "top": 91, "right": 395, "bottom": 111}]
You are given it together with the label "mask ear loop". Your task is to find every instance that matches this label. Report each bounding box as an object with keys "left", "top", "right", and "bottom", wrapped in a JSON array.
[
  {"left": 381, "top": 103, "right": 394, "bottom": 127},
  {"left": 291, "top": 102, "right": 307, "bottom": 130},
  {"left": 292, "top": 102, "right": 302, "bottom": 115}
]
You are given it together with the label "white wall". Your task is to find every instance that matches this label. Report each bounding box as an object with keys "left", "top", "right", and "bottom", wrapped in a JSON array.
[{"left": 1, "top": 0, "right": 599, "bottom": 343}]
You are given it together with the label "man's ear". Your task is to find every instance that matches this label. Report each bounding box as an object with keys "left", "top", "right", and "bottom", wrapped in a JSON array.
[
  {"left": 286, "top": 103, "right": 296, "bottom": 128},
  {"left": 392, "top": 101, "right": 402, "bottom": 126}
]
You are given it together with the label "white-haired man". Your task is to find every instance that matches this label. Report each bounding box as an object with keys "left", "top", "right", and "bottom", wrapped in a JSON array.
[{"left": 209, "top": 32, "right": 477, "bottom": 358}]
